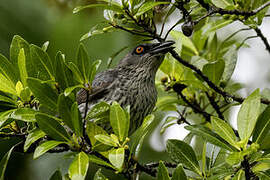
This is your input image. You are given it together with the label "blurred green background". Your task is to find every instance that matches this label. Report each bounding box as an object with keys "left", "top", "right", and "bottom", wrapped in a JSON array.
[{"left": 0, "top": 0, "right": 166, "bottom": 179}]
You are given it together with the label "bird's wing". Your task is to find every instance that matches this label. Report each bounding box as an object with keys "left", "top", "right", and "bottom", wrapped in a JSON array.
[{"left": 76, "top": 69, "right": 118, "bottom": 104}]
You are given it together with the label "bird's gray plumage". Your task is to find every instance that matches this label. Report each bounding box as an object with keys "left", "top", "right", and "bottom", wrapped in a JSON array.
[{"left": 77, "top": 41, "right": 175, "bottom": 134}]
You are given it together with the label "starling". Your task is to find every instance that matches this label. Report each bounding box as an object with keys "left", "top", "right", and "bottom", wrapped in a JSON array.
[{"left": 77, "top": 41, "right": 175, "bottom": 134}]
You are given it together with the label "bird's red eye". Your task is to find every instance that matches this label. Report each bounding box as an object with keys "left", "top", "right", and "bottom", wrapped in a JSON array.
[{"left": 135, "top": 46, "right": 144, "bottom": 54}]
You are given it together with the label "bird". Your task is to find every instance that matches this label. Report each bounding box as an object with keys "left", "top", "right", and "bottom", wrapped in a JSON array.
[{"left": 76, "top": 41, "right": 175, "bottom": 134}]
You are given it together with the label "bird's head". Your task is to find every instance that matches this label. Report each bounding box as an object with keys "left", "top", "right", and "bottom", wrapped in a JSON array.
[{"left": 117, "top": 41, "right": 175, "bottom": 72}]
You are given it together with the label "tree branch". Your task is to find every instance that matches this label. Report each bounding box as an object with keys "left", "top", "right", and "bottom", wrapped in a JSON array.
[{"left": 254, "top": 27, "right": 270, "bottom": 54}]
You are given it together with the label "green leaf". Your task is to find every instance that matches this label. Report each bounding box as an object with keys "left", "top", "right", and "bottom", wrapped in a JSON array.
[
  {"left": 185, "top": 125, "right": 236, "bottom": 151},
  {"left": 94, "top": 134, "right": 118, "bottom": 147},
  {"left": 157, "top": 161, "right": 170, "bottom": 180},
  {"left": 130, "top": 114, "right": 155, "bottom": 155},
  {"left": 64, "top": 85, "right": 85, "bottom": 97},
  {"left": 156, "top": 95, "right": 179, "bottom": 111},
  {"left": 68, "top": 152, "right": 89, "bottom": 180},
  {"left": 10, "top": 35, "right": 29, "bottom": 80},
  {"left": 166, "top": 139, "right": 201, "bottom": 175},
  {"left": 237, "top": 89, "right": 260, "bottom": 141},
  {"left": 160, "top": 54, "right": 184, "bottom": 81},
  {"left": 171, "top": 30, "right": 198, "bottom": 55},
  {"left": 253, "top": 105, "right": 270, "bottom": 146},
  {"left": 211, "top": 0, "right": 234, "bottom": 9},
  {"left": 0, "top": 74, "right": 16, "bottom": 95},
  {"left": 226, "top": 151, "right": 243, "bottom": 165},
  {"left": 94, "top": 169, "right": 108, "bottom": 180},
  {"left": 202, "top": 59, "right": 225, "bottom": 85},
  {"left": 108, "top": 148, "right": 125, "bottom": 171},
  {"left": 18, "top": 48, "right": 28, "bottom": 86},
  {"left": 86, "top": 122, "right": 108, "bottom": 146},
  {"left": 89, "top": 60, "right": 102, "bottom": 84},
  {"left": 232, "top": 169, "right": 245, "bottom": 180},
  {"left": 0, "top": 146, "right": 15, "bottom": 180},
  {"left": 30, "top": 44, "right": 55, "bottom": 81},
  {"left": 34, "top": 140, "right": 65, "bottom": 159},
  {"left": 55, "top": 52, "right": 75, "bottom": 91},
  {"left": 253, "top": 162, "right": 270, "bottom": 172},
  {"left": 221, "top": 45, "right": 238, "bottom": 83},
  {"left": 71, "top": 102, "right": 83, "bottom": 137},
  {"left": 66, "top": 62, "right": 84, "bottom": 84},
  {"left": 57, "top": 94, "right": 74, "bottom": 131},
  {"left": 211, "top": 116, "right": 238, "bottom": 149},
  {"left": 27, "top": 78, "right": 58, "bottom": 113},
  {"left": 172, "top": 164, "right": 187, "bottom": 180},
  {"left": 24, "top": 129, "right": 46, "bottom": 152},
  {"left": 9, "top": 108, "right": 37, "bottom": 122},
  {"left": 136, "top": 1, "right": 170, "bottom": 16},
  {"left": 76, "top": 44, "right": 91, "bottom": 82},
  {"left": 73, "top": 4, "right": 123, "bottom": 14},
  {"left": 0, "top": 53, "right": 18, "bottom": 84},
  {"left": 42, "top": 41, "right": 49, "bottom": 51},
  {"left": 36, "top": 113, "right": 71, "bottom": 142},
  {"left": 0, "top": 110, "right": 15, "bottom": 128},
  {"left": 86, "top": 101, "right": 110, "bottom": 121},
  {"left": 88, "top": 155, "right": 114, "bottom": 169},
  {"left": 110, "top": 101, "right": 129, "bottom": 142},
  {"left": 49, "top": 170, "right": 62, "bottom": 180},
  {"left": 0, "top": 94, "right": 15, "bottom": 104}
]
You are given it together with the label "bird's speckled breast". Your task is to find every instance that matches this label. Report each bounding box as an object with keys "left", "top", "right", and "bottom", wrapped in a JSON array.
[{"left": 102, "top": 67, "right": 157, "bottom": 134}]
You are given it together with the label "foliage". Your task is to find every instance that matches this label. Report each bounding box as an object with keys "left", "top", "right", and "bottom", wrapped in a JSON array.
[{"left": 0, "top": 0, "right": 270, "bottom": 179}]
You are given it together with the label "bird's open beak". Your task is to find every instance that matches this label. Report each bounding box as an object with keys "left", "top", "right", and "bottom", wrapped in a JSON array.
[{"left": 150, "top": 41, "right": 175, "bottom": 54}]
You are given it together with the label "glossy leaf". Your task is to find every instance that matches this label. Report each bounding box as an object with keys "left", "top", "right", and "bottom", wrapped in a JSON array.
[
  {"left": 34, "top": 141, "right": 65, "bottom": 159},
  {"left": 136, "top": 1, "right": 170, "bottom": 16},
  {"left": 0, "top": 146, "right": 15, "bottom": 180},
  {"left": 88, "top": 155, "right": 114, "bottom": 169},
  {"left": 0, "top": 73, "right": 16, "bottom": 95},
  {"left": 64, "top": 85, "right": 85, "bottom": 97},
  {"left": 24, "top": 129, "right": 46, "bottom": 152},
  {"left": 211, "top": 116, "right": 238, "bottom": 148},
  {"left": 9, "top": 35, "right": 28, "bottom": 80},
  {"left": 171, "top": 30, "right": 198, "bottom": 55},
  {"left": 86, "top": 122, "right": 108, "bottom": 146},
  {"left": 157, "top": 161, "right": 170, "bottom": 180},
  {"left": 89, "top": 60, "right": 102, "bottom": 84},
  {"left": 130, "top": 114, "right": 155, "bottom": 155},
  {"left": 73, "top": 4, "right": 123, "bottom": 14},
  {"left": 30, "top": 44, "right": 55, "bottom": 81},
  {"left": 94, "top": 134, "right": 118, "bottom": 147},
  {"left": 86, "top": 101, "right": 110, "bottom": 121},
  {"left": 108, "top": 148, "right": 125, "bottom": 171},
  {"left": 76, "top": 44, "right": 91, "bottom": 82},
  {"left": 36, "top": 113, "right": 71, "bottom": 142},
  {"left": 55, "top": 52, "right": 75, "bottom": 91},
  {"left": 57, "top": 94, "right": 74, "bottom": 130},
  {"left": 71, "top": 102, "right": 83, "bottom": 137},
  {"left": 237, "top": 89, "right": 260, "bottom": 141},
  {"left": 202, "top": 59, "right": 225, "bottom": 85},
  {"left": 18, "top": 48, "right": 28, "bottom": 86},
  {"left": 110, "top": 101, "right": 129, "bottom": 142},
  {"left": 166, "top": 139, "right": 201, "bottom": 175},
  {"left": 27, "top": 78, "right": 58, "bottom": 113},
  {"left": 211, "top": 0, "right": 234, "bottom": 9},
  {"left": 94, "top": 169, "right": 108, "bottom": 180},
  {"left": 49, "top": 170, "right": 62, "bottom": 180},
  {"left": 221, "top": 45, "right": 238, "bottom": 83},
  {"left": 68, "top": 152, "right": 89, "bottom": 180},
  {"left": 66, "top": 62, "right": 84, "bottom": 84},
  {"left": 172, "top": 164, "right": 187, "bottom": 180},
  {"left": 185, "top": 125, "right": 236, "bottom": 151},
  {"left": 0, "top": 53, "right": 18, "bottom": 84},
  {"left": 253, "top": 105, "right": 270, "bottom": 146},
  {"left": 10, "top": 108, "right": 37, "bottom": 122}
]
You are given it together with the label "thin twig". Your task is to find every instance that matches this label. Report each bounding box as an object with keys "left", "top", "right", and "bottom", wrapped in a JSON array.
[
  {"left": 206, "top": 92, "right": 225, "bottom": 120},
  {"left": 254, "top": 27, "right": 270, "bottom": 54}
]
